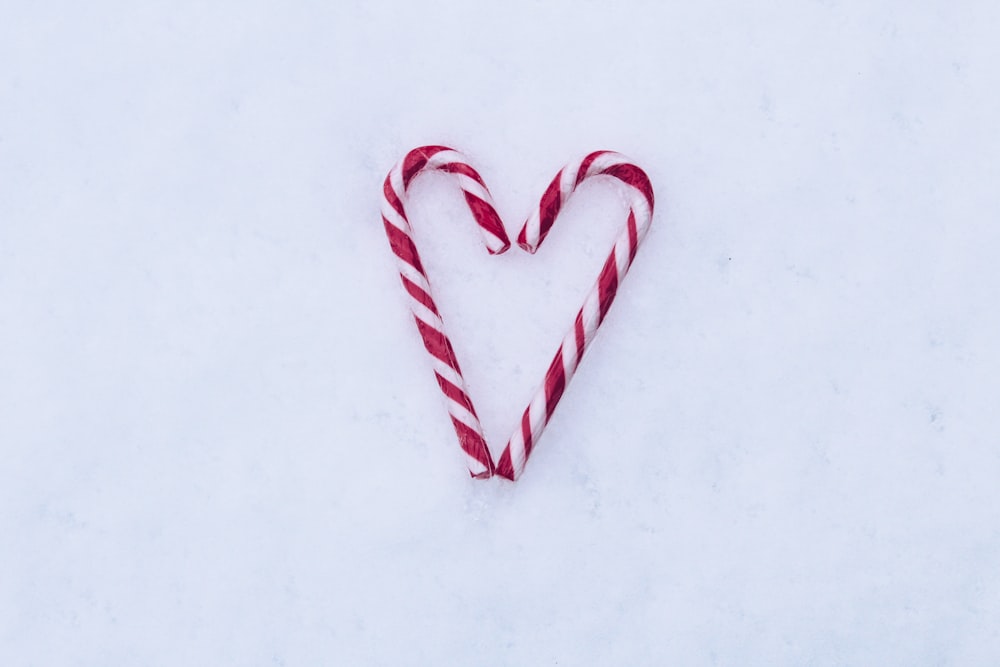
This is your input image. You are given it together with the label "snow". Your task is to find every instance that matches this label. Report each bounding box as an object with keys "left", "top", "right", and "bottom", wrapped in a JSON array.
[{"left": 2, "top": 0, "right": 1000, "bottom": 663}]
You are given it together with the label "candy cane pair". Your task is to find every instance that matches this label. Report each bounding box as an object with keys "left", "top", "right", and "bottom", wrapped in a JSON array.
[{"left": 380, "top": 146, "right": 654, "bottom": 481}]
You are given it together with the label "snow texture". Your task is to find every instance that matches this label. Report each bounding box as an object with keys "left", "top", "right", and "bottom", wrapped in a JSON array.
[{"left": 2, "top": 1, "right": 999, "bottom": 664}]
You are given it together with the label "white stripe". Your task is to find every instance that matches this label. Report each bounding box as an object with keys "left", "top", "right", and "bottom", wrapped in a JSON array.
[
  {"left": 426, "top": 149, "right": 465, "bottom": 169},
  {"left": 559, "top": 163, "right": 578, "bottom": 200},
  {"left": 482, "top": 234, "right": 508, "bottom": 255},
  {"left": 390, "top": 163, "right": 406, "bottom": 199},
  {"left": 613, "top": 236, "right": 631, "bottom": 278},
  {"left": 446, "top": 401, "right": 482, "bottom": 436},
  {"left": 380, "top": 198, "right": 410, "bottom": 232},
  {"left": 455, "top": 173, "right": 492, "bottom": 204},
  {"left": 394, "top": 258, "right": 431, "bottom": 294},
  {"left": 522, "top": 210, "right": 542, "bottom": 251},
  {"left": 408, "top": 299, "right": 444, "bottom": 332},
  {"left": 506, "top": 431, "right": 526, "bottom": 478},
  {"left": 561, "top": 332, "right": 578, "bottom": 379},
  {"left": 629, "top": 196, "right": 654, "bottom": 237},
  {"left": 584, "top": 151, "right": 628, "bottom": 178},
  {"left": 527, "top": 389, "right": 548, "bottom": 440},
  {"left": 580, "top": 290, "right": 601, "bottom": 345},
  {"left": 427, "top": 352, "right": 466, "bottom": 391},
  {"left": 466, "top": 455, "right": 490, "bottom": 476}
]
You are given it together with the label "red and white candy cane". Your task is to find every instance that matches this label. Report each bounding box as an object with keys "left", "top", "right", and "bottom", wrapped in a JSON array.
[
  {"left": 494, "top": 151, "right": 654, "bottom": 479},
  {"left": 381, "top": 146, "right": 654, "bottom": 481},
  {"left": 381, "top": 145, "right": 509, "bottom": 478}
]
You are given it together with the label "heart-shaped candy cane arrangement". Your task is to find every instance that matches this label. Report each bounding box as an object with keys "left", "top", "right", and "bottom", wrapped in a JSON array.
[{"left": 382, "top": 146, "right": 654, "bottom": 481}]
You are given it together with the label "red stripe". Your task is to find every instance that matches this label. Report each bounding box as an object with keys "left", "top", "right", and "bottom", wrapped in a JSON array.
[
  {"left": 451, "top": 417, "right": 494, "bottom": 475},
  {"left": 434, "top": 372, "right": 478, "bottom": 417},
  {"left": 602, "top": 163, "right": 654, "bottom": 211},
  {"left": 532, "top": 172, "right": 564, "bottom": 249},
  {"left": 440, "top": 161, "right": 488, "bottom": 188},
  {"left": 516, "top": 224, "right": 528, "bottom": 250},
  {"left": 520, "top": 410, "right": 534, "bottom": 458},
  {"left": 383, "top": 218, "right": 425, "bottom": 274},
  {"left": 415, "top": 317, "right": 461, "bottom": 372},
  {"left": 544, "top": 349, "right": 567, "bottom": 419},
  {"left": 575, "top": 151, "right": 608, "bottom": 185},
  {"left": 463, "top": 192, "right": 511, "bottom": 252},
  {"left": 402, "top": 145, "right": 451, "bottom": 188},
  {"left": 402, "top": 276, "right": 439, "bottom": 317},
  {"left": 495, "top": 449, "right": 515, "bottom": 480},
  {"left": 383, "top": 177, "right": 406, "bottom": 219},
  {"left": 596, "top": 253, "right": 619, "bottom": 323},
  {"left": 626, "top": 211, "right": 638, "bottom": 266}
]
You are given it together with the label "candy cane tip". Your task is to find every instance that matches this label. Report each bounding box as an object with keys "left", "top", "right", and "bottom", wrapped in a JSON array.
[
  {"left": 494, "top": 455, "right": 516, "bottom": 480},
  {"left": 488, "top": 242, "right": 511, "bottom": 255},
  {"left": 470, "top": 469, "right": 493, "bottom": 480},
  {"left": 517, "top": 241, "right": 538, "bottom": 254}
]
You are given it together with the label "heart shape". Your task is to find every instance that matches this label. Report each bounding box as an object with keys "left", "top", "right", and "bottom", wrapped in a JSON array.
[{"left": 381, "top": 146, "right": 654, "bottom": 481}]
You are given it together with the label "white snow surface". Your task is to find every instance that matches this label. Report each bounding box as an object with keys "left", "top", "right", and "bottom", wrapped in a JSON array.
[{"left": 2, "top": 1, "right": 1000, "bottom": 664}]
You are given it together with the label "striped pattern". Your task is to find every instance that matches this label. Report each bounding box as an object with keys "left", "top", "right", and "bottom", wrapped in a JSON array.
[
  {"left": 381, "top": 146, "right": 654, "bottom": 481},
  {"left": 495, "top": 151, "right": 654, "bottom": 480},
  {"left": 381, "top": 146, "right": 509, "bottom": 478}
]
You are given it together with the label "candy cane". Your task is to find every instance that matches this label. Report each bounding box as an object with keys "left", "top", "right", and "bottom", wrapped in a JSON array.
[
  {"left": 381, "top": 145, "right": 509, "bottom": 478},
  {"left": 381, "top": 146, "right": 654, "bottom": 481},
  {"left": 494, "top": 151, "right": 654, "bottom": 480}
]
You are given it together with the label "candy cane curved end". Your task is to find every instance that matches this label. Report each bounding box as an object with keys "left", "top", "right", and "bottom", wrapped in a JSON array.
[
  {"left": 517, "top": 151, "right": 654, "bottom": 255},
  {"left": 395, "top": 146, "right": 512, "bottom": 256}
]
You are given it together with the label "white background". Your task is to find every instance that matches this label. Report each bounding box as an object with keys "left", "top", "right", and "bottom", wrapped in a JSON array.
[{"left": 2, "top": 1, "right": 999, "bottom": 664}]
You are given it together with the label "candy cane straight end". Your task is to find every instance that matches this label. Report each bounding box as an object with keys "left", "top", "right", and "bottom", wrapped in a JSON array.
[{"left": 494, "top": 452, "right": 516, "bottom": 481}]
